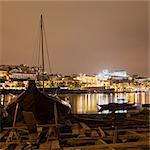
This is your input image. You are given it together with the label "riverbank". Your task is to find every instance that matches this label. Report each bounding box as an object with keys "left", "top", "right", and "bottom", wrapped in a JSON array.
[{"left": 0, "top": 87, "right": 149, "bottom": 95}]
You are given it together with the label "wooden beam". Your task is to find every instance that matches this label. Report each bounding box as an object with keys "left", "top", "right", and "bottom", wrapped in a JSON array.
[
  {"left": 127, "top": 118, "right": 149, "bottom": 123},
  {"left": 80, "top": 123, "right": 91, "bottom": 130},
  {"left": 13, "top": 103, "right": 19, "bottom": 127},
  {"left": 104, "top": 133, "right": 149, "bottom": 141},
  {"left": 127, "top": 130, "right": 149, "bottom": 139},
  {"left": 98, "top": 127, "right": 105, "bottom": 137},
  {"left": 64, "top": 140, "right": 149, "bottom": 150},
  {"left": 54, "top": 103, "right": 58, "bottom": 126},
  {"left": 96, "top": 139, "right": 116, "bottom": 150},
  {"left": 113, "top": 127, "right": 118, "bottom": 143},
  {"left": 104, "top": 128, "right": 149, "bottom": 133},
  {"left": 80, "top": 122, "right": 91, "bottom": 136},
  {"left": 91, "top": 130, "right": 99, "bottom": 137}
]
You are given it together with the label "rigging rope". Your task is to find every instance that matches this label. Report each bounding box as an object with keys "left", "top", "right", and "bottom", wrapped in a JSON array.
[
  {"left": 42, "top": 19, "right": 52, "bottom": 74},
  {"left": 31, "top": 15, "right": 52, "bottom": 74}
]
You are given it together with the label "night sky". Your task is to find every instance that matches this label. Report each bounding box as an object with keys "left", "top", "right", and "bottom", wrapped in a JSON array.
[{"left": 0, "top": 1, "right": 149, "bottom": 76}]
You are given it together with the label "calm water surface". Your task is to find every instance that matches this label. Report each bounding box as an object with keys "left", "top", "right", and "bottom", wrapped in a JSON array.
[
  {"left": 66, "top": 92, "right": 150, "bottom": 114},
  {"left": 1, "top": 92, "right": 149, "bottom": 114}
]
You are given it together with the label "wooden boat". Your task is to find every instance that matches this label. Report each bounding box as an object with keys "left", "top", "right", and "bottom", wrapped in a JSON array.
[
  {"left": 6, "top": 80, "right": 71, "bottom": 125},
  {"left": 97, "top": 102, "right": 135, "bottom": 112},
  {"left": 5, "top": 15, "right": 71, "bottom": 126}
]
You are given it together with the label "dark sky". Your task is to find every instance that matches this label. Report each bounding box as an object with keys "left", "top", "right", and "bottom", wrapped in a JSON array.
[{"left": 0, "top": 1, "right": 149, "bottom": 76}]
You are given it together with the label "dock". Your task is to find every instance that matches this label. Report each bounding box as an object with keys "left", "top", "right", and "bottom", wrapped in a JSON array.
[{"left": 0, "top": 108, "right": 149, "bottom": 150}]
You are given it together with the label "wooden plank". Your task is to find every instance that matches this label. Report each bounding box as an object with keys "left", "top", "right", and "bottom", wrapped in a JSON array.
[
  {"left": 51, "top": 140, "right": 60, "bottom": 149},
  {"left": 113, "top": 127, "right": 117, "bottom": 143},
  {"left": 104, "top": 128, "right": 149, "bottom": 133},
  {"left": 23, "top": 111, "right": 37, "bottom": 133},
  {"left": 54, "top": 103, "right": 58, "bottom": 126},
  {"left": 40, "top": 137, "right": 60, "bottom": 149},
  {"left": 67, "top": 138, "right": 96, "bottom": 146},
  {"left": 104, "top": 133, "right": 149, "bottom": 141},
  {"left": 39, "top": 141, "right": 51, "bottom": 149},
  {"left": 62, "top": 137, "right": 99, "bottom": 141},
  {"left": 98, "top": 127, "right": 106, "bottom": 137},
  {"left": 63, "top": 140, "right": 149, "bottom": 150},
  {"left": 91, "top": 130, "right": 99, "bottom": 137},
  {"left": 72, "top": 123, "right": 80, "bottom": 135},
  {"left": 127, "top": 130, "right": 149, "bottom": 139},
  {"left": 13, "top": 103, "right": 19, "bottom": 127},
  {"left": 80, "top": 122, "right": 91, "bottom": 136},
  {"left": 96, "top": 139, "right": 116, "bottom": 150},
  {"left": 127, "top": 118, "right": 149, "bottom": 123},
  {"left": 80, "top": 123, "right": 90, "bottom": 130}
]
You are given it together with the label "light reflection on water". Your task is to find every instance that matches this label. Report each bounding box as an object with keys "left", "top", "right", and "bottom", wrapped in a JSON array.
[
  {"left": 67, "top": 92, "right": 150, "bottom": 114},
  {"left": 0, "top": 92, "right": 150, "bottom": 114}
]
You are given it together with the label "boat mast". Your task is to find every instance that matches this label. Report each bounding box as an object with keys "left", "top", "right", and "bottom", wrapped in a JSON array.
[{"left": 41, "top": 14, "right": 45, "bottom": 92}]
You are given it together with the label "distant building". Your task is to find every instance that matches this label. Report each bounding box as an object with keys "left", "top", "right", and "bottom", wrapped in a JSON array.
[
  {"left": 76, "top": 74, "right": 99, "bottom": 87},
  {"left": 9, "top": 68, "right": 22, "bottom": 73},
  {"left": 0, "top": 70, "right": 9, "bottom": 81},
  {"left": 98, "top": 70, "right": 128, "bottom": 80},
  {"left": 9, "top": 73, "right": 36, "bottom": 81}
]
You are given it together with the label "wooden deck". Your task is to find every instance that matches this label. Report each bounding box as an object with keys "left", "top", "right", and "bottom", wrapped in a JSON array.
[{"left": 0, "top": 110, "right": 150, "bottom": 150}]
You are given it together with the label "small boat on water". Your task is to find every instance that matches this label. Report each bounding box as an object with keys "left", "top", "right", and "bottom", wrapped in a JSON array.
[
  {"left": 142, "top": 104, "right": 150, "bottom": 108},
  {"left": 6, "top": 80, "right": 71, "bottom": 125},
  {"left": 97, "top": 102, "right": 135, "bottom": 112}
]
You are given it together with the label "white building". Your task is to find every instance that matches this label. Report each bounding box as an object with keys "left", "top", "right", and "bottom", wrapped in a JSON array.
[
  {"left": 98, "top": 70, "right": 128, "bottom": 80},
  {"left": 9, "top": 73, "right": 36, "bottom": 80}
]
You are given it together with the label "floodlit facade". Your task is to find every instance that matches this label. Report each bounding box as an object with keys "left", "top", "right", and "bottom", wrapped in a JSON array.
[{"left": 98, "top": 70, "right": 128, "bottom": 80}]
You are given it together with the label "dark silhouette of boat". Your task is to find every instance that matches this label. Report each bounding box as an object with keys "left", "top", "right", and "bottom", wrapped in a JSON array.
[
  {"left": 5, "top": 15, "right": 71, "bottom": 126},
  {"left": 6, "top": 80, "right": 71, "bottom": 125},
  {"left": 97, "top": 102, "right": 135, "bottom": 112},
  {"left": 142, "top": 104, "right": 150, "bottom": 108}
]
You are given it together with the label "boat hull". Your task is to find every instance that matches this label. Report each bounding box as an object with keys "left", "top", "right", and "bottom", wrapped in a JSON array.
[{"left": 6, "top": 80, "right": 71, "bottom": 125}]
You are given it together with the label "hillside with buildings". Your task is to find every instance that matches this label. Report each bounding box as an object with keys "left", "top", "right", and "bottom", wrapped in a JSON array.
[{"left": 0, "top": 64, "right": 149, "bottom": 93}]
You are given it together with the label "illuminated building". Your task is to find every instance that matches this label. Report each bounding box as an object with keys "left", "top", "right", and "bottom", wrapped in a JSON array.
[{"left": 98, "top": 70, "right": 128, "bottom": 80}]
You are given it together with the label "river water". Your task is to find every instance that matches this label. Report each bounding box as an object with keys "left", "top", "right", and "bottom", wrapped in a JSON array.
[
  {"left": 66, "top": 92, "right": 150, "bottom": 114},
  {"left": 1, "top": 92, "right": 149, "bottom": 114}
]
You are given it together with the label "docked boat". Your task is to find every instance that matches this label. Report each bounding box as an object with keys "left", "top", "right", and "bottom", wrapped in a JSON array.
[
  {"left": 5, "top": 15, "right": 71, "bottom": 126},
  {"left": 6, "top": 80, "right": 71, "bottom": 125}
]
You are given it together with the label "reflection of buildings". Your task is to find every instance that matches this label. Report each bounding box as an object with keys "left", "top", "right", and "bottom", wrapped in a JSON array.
[
  {"left": 70, "top": 92, "right": 150, "bottom": 114},
  {"left": 136, "top": 92, "right": 150, "bottom": 105},
  {"left": 126, "top": 93, "right": 135, "bottom": 104},
  {"left": 76, "top": 94, "right": 95, "bottom": 114},
  {"left": 0, "top": 93, "right": 17, "bottom": 105},
  {"left": 75, "top": 94, "right": 111, "bottom": 114}
]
